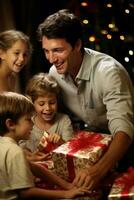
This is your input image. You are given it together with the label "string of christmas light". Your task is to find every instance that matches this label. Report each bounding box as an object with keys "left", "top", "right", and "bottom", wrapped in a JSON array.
[{"left": 79, "top": 0, "right": 134, "bottom": 81}]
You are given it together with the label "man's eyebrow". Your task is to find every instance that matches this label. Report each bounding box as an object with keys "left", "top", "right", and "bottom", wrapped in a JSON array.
[{"left": 44, "top": 47, "right": 64, "bottom": 51}]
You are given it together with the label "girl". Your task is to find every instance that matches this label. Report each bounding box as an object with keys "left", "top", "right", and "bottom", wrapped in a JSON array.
[{"left": 0, "top": 29, "right": 32, "bottom": 92}]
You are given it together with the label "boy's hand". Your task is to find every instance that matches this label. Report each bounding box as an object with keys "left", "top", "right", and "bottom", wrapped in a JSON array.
[
  {"left": 28, "top": 150, "right": 50, "bottom": 162},
  {"left": 48, "top": 133, "right": 61, "bottom": 144}
]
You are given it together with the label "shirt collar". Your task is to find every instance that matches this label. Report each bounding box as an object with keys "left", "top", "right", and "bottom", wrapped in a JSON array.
[
  {"left": 76, "top": 48, "right": 92, "bottom": 81},
  {"left": 2, "top": 136, "right": 17, "bottom": 144}
]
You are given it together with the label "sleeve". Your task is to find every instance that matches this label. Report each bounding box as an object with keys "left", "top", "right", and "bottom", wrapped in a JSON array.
[
  {"left": 7, "top": 145, "right": 35, "bottom": 190},
  {"left": 58, "top": 113, "right": 74, "bottom": 142},
  {"left": 99, "top": 62, "right": 134, "bottom": 139}
]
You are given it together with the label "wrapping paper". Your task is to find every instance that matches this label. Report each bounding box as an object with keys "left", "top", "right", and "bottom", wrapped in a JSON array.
[
  {"left": 52, "top": 131, "right": 112, "bottom": 181},
  {"left": 35, "top": 160, "right": 55, "bottom": 189},
  {"left": 108, "top": 167, "right": 134, "bottom": 199},
  {"left": 38, "top": 131, "right": 57, "bottom": 153}
]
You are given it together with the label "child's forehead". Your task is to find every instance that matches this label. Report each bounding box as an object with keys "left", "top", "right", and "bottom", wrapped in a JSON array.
[
  {"left": 37, "top": 92, "right": 57, "bottom": 99},
  {"left": 9, "top": 40, "right": 30, "bottom": 51}
]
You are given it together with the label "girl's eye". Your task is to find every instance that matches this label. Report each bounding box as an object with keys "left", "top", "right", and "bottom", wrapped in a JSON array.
[
  {"left": 38, "top": 102, "right": 44, "bottom": 106},
  {"left": 24, "top": 52, "right": 30, "bottom": 57},
  {"left": 49, "top": 101, "right": 56, "bottom": 104},
  {"left": 14, "top": 52, "right": 19, "bottom": 55},
  {"left": 39, "top": 104, "right": 44, "bottom": 106},
  {"left": 14, "top": 52, "right": 30, "bottom": 57}
]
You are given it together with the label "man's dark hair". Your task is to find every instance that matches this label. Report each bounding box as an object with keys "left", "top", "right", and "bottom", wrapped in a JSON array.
[{"left": 37, "top": 9, "right": 84, "bottom": 50}]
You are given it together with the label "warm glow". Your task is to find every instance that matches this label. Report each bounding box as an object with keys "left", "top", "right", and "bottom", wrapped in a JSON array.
[
  {"left": 89, "top": 36, "right": 95, "bottom": 42},
  {"left": 129, "top": 50, "right": 133, "bottom": 55},
  {"left": 107, "top": 34, "right": 112, "bottom": 39},
  {"left": 101, "top": 30, "right": 108, "bottom": 34},
  {"left": 125, "top": 9, "right": 130, "bottom": 14},
  {"left": 81, "top": 2, "right": 88, "bottom": 7},
  {"left": 120, "top": 35, "right": 125, "bottom": 40},
  {"left": 107, "top": 3, "right": 112, "bottom": 8},
  {"left": 83, "top": 19, "right": 89, "bottom": 24},
  {"left": 124, "top": 57, "right": 129, "bottom": 62},
  {"left": 108, "top": 23, "right": 115, "bottom": 29}
]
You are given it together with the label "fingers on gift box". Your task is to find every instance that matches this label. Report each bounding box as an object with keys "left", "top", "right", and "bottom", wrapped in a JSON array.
[{"left": 38, "top": 131, "right": 57, "bottom": 153}]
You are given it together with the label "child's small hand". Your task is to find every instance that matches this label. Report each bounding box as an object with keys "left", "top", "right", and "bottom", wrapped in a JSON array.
[
  {"left": 33, "top": 149, "right": 50, "bottom": 161},
  {"left": 63, "top": 186, "right": 90, "bottom": 198},
  {"left": 28, "top": 150, "right": 49, "bottom": 162},
  {"left": 48, "top": 133, "right": 61, "bottom": 144}
]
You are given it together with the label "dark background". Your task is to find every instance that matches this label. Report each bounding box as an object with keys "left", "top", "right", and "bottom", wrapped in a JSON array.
[{"left": 0, "top": 0, "right": 133, "bottom": 92}]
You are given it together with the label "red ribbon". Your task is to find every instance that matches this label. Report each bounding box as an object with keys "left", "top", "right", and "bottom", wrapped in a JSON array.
[
  {"left": 114, "top": 167, "right": 134, "bottom": 199},
  {"left": 40, "top": 136, "right": 58, "bottom": 154},
  {"left": 66, "top": 131, "right": 110, "bottom": 181},
  {"left": 68, "top": 131, "right": 108, "bottom": 155}
]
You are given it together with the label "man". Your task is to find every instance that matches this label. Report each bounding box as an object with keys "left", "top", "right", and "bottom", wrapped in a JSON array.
[{"left": 37, "top": 9, "right": 134, "bottom": 190}]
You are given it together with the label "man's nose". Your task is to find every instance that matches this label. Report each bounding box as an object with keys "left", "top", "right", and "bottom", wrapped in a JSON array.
[{"left": 48, "top": 52, "right": 57, "bottom": 64}]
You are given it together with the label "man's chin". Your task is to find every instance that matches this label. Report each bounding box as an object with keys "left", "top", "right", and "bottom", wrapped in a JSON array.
[{"left": 57, "top": 69, "right": 65, "bottom": 74}]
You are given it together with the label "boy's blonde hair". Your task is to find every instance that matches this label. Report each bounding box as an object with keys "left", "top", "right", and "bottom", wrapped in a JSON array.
[
  {"left": 0, "top": 29, "right": 32, "bottom": 53},
  {"left": 0, "top": 92, "right": 34, "bottom": 135},
  {"left": 25, "top": 73, "right": 60, "bottom": 102}
]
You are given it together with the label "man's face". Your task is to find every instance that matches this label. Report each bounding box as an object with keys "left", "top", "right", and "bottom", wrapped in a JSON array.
[{"left": 42, "top": 36, "right": 81, "bottom": 75}]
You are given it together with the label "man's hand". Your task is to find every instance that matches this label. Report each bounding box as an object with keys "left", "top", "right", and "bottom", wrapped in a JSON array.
[
  {"left": 73, "top": 132, "right": 131, "bottom": 190},
  {"left": 72, "top": 164, "right": 104, "bottom": 190}
]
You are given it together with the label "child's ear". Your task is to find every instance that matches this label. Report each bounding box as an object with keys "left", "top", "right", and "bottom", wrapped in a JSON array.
[
  {"left": 0, "top": 49, "right": 6, "bottom": 60},
  {"left": 5, "top": 118, "right": 16, "bottom": 130}
]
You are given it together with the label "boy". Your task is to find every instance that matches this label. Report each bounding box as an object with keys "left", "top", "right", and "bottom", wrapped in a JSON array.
[{"left": 0, "top": 91, "right": 88, "bottom": 199}]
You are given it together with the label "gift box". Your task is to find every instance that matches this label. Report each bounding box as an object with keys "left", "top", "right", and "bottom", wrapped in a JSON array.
[
  {"left": 35, "top": 160, "right": 55, "bottom": 189},
  {"left": 108, "top": 167, "right": 134, "bottom": 199},
  {"left": 52, "top": 131, "right": 112, "bottom": 182}
]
